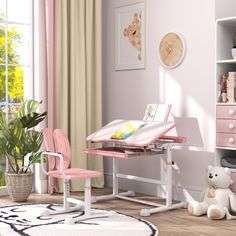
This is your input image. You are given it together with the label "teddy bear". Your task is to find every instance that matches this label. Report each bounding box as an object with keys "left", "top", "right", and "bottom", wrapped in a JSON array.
[
  {"left": 123, "top": 12, "right": 142, "bottom": 60},
  {"left": 188, "top": 165, "right": 236, "bottom": 220}
]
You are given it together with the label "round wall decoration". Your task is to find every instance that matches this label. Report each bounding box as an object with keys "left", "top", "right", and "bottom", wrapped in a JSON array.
[{"left": 159, "top": 32, "right": 185, "bottom": 68}]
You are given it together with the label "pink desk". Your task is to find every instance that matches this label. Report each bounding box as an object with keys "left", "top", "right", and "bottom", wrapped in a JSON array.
[{"left": 85, "top": 119, "right": 187, "bottom": 216}]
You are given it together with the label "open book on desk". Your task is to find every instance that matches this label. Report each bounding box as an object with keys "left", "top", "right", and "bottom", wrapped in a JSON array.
[
  {"left": 111, "top": 121, "right": 145, "bottom": 139},
  {"left": 87, "top": 119, "right": 176, "bottom": 146}
]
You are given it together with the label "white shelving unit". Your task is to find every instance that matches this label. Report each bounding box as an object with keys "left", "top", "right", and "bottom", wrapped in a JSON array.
[{"left": 216, "top": 17, "right": 236, "bottom": 190}]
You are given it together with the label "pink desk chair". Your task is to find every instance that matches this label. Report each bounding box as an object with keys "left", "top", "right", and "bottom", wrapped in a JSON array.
[{"left": 40, "top": 128, "right": 113, "bottom": 223}]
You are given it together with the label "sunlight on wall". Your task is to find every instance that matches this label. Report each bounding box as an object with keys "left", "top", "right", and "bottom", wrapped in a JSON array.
[
  {"left": 159, "top": 67, "right": 215, "bottom": 153},
  {"left": 186, "top": 95, "right": 215, "bottom": 152},
  {"left": 159, "top": 67, "right": 183, "bottom": 116}
]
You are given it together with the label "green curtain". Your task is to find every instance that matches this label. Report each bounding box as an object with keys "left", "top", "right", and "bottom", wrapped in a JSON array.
[{"left": 55, "top": 0, "right": 104, "bottom": 191}]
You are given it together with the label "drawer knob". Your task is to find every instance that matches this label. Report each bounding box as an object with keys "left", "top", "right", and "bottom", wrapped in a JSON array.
[
  {"left": 229, "top": 124, "right": 235, "bottom": 129},
  {"left": 228, "top": 109, "right": 235, "bottom": 115},
  {"left": 228, "top": 137, "right": 234, "bottom": 143}
]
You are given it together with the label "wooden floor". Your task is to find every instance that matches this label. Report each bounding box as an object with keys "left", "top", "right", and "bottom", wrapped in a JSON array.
[{"left": 1, "top": 188, "right": 236, "bottom": 236}]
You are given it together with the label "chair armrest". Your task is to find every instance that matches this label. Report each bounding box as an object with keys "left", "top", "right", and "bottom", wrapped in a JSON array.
[{"left": 41, "top": 151, "right": 65, "bottom": 176}]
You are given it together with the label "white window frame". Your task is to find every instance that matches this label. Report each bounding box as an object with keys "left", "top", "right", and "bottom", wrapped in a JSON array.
[{"left": 0, "top": 0, "right": 34, "bottom": 196}]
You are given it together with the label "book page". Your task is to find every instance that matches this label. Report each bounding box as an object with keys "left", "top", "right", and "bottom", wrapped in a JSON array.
[{"left": 143, "top": 104, "right": 157, "bottom": 121}]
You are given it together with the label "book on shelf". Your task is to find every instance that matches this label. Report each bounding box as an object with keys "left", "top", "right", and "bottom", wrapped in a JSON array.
[{"left": 218, "top": 72, "right": 236, "bottom": 103}]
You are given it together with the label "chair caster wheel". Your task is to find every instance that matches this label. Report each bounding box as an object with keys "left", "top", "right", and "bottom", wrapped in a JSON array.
[
  {"left": 65, "top": 217, "right": 75, "bottom": 225},
  {"left": 140, "top": 209, "right": 150, "bottom": 217}
]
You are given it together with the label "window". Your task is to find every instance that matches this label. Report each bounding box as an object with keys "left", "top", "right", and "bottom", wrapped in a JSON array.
[{"left": 0, "top": 0, "right": 33, "bottom": 192}]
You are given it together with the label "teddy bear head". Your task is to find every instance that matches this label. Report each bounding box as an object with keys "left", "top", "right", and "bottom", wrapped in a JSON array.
[
  {"left": 123, "top": 12, "right": 142, "bottom": 60},
  {"left": 123, "top": 12, "right": 141, "bottom": 39},
  {"left": 207, "top": 165, "right": 233, "bottom": 189}
]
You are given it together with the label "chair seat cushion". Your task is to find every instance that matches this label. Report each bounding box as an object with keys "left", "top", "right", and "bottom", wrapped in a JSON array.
[{"left": 48, "top": 168, "right": 101, "bottom": 179}]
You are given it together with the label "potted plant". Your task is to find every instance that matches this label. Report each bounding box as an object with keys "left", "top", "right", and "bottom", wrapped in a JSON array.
[
  {"left": 0, "top": 99, "right": 47, "bottom": 202},
  {"left": 232, "top": 34, "right": 236, "bottom": 59}
]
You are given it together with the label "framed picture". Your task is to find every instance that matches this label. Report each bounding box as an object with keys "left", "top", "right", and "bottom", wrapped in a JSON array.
[{"left": 115, "top": 2, "right": 145, "bottom": 70}]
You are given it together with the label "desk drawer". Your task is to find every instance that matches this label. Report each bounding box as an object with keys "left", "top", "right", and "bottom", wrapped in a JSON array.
[
  {"left": 216, "top": 133, "right": 236, "bottom": 147},
  {"left": 216, "top": 120, "right": 236, "bottom": 133},
  {"left": 84, "top": 147, "right": 160, "bottom": 159},
  {"left": 216, "top": 106, "right": 236, "bottom": 119}
]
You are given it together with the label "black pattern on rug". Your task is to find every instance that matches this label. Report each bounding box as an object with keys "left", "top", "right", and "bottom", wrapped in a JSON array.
[{"left": 0, "top": 204, "right": 158, "bottom": 236}]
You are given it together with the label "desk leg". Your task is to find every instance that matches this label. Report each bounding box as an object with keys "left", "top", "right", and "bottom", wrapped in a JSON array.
[
  {"left": 113, "top": 158, "right": 118, "bottom": 195},
  {"left": 84, "top": 178, "right": 91, "bottom": 216},
  {"left": 140, "top": 145, "right": 186, "bottom": 217},
  {"left": 166, "top": 146, "right": 172, "bottom": 207},
  {"left": 91, "top": 157, "right": 134, "bottom": 203}
]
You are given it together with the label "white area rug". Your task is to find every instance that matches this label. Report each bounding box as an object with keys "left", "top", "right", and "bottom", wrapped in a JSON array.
[{"left": 0, "top": 204, "right": 158, "bottom": 236}]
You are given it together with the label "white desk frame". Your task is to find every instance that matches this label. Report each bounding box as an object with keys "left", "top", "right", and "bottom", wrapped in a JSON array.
[{"left": 85, "top": 120, "right": 187, "bottom": 216}]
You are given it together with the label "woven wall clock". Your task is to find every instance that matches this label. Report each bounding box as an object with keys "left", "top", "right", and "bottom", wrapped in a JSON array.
[{"left": 159, "top": 32, "right": 185, "bottom": 68}]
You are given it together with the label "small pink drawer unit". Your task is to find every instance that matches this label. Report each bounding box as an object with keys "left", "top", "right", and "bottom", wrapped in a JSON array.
[
  {"left": 216, "top": 105, "right": 236, "bottom": 148},
  {"left": 216, "top": 120, "right": 236, "bottom": 133},
  {"left": 216, "top": 133, "right": 236, "bottom": 147},
  {"left": 217, "top": 106, "right": 236, "bottom": 187},
  {"left": 216, "top": 105, "right": 236, "bottom": 119}
]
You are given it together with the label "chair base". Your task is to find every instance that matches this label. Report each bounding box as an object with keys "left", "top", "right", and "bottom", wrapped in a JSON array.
[
  {"left": 65, "top": 209, "right": 117, "bottom": 224},
  {"left": 40, "top": 204, "right": 83, "bottom": 217}
]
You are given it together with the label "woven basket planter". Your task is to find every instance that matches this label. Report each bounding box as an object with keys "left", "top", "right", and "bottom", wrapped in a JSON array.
[{"left": 5, "top": 172, "right": 34, "bottom": 202}]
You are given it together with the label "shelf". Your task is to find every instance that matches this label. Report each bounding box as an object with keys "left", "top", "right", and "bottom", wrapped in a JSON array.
[
  {"left": 216, "top": 59, "right": 236, "bottom": 64},
  {"left": 216, "top": 16, "right": 236, "bottom": 25},
  {"left": 216, "top": 146, "right": 236, "bottom": 151},
  {"left": 216, "top": 16, "right": 236, "bottom": 175},
  {"left": 216, "top": 103, "right": 236, "bottom": 106}
]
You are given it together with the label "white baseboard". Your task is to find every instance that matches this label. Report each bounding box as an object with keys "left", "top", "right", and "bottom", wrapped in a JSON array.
[
  {"left": 0, "top": 186, "right": 8, "bottom": 196},
  {"left": 34, "top": 163, "right": 48, "bottom": 194},
  {"left": 34, "top": 179, "right": 48, "bottom": 194},
  {"left": 104, "top": 172, "right": 203, "bottom": 202}
]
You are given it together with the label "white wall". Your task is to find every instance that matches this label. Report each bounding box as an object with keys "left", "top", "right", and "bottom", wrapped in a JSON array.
[
  {"left": 215, "top": 0, "right": 236, "bottom": 19},
  {"left": 102, "top": 0, "right": 218, "bottom": 200}
]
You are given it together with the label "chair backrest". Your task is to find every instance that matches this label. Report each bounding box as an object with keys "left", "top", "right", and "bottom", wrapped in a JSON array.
[
  {"left": 43, "top": 128, "right": 56, "bottom": 171},
  {"left": 53, "top": 129, "right": 71, "bottom": 170}
]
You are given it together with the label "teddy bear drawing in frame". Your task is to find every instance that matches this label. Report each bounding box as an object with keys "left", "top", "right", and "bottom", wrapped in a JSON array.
[
  {"left": 188, "top": 165, "right": 236, "bottom": 220},
  {"left": 123, "top": 12, "right": 142, "bottom": 61}
]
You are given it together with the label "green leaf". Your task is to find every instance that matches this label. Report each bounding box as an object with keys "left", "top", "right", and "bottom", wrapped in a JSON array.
[
  {"left": 29, "top": 152, "right": 45, "bottom": 164},
  {"left": 17, "top": 99, "right": 41, "bottom": 119},
  {"left": 20, "top": 112, "right": 47, "bottom": 129},
  {"left": 0, "top": 112, "right": 8, "bottom": 131},
  {"left": 0, "top": 99, "right": 47, "bottom": 173},
  {"left": 25, "top": 130, "right": 43, "bottom": 153}
]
